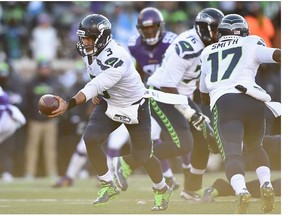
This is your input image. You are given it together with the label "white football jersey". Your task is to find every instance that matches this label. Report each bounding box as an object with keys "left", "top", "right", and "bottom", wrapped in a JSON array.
[
  {"left": 147, "top": 28, "right": 204, "bottom": 99},
  {"left": 80, "top": 39, "right": 146, "bottom": 107},
  {"left": 200, "top": 35, "right": 278, "bottom": 109}
]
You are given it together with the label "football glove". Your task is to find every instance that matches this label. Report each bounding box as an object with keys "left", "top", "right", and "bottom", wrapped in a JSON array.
[{"left": 174, "top": 104, "right": 206, "bottom": 131}]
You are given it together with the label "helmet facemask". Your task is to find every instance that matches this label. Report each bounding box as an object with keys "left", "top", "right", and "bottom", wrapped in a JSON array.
[
  {"left": 76, "top": 29, "right": 111, "bottom": 57},
  {"left": 137, "top": 23, "right": 164, "bottom": 45},
  {"left": 195, "top": 22, "right": 219, "bottom": 45},
  {"left": 194, "top": 8, "right": 224, "bottom": 45},
  {"left": 136, "top": 7, "right": 165, "bottom": 46}
]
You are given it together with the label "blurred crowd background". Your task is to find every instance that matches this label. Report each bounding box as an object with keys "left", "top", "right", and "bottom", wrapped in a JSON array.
[{"left": 0, "top": 1, "right": 281, "bottom": 181}]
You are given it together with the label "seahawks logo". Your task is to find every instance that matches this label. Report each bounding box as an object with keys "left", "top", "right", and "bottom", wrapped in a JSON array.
[
  {"left": 196, "top": 13, "right": 213, "bottom": 23},
  {"left": 98, "top": 20, "right": 111, "bottom": 31}
]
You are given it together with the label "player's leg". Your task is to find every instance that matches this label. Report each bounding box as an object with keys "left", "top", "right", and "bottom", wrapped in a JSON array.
[
  {"left": 214, "top": 94, "right": 251, "bottom": 213},
  {"left": 243, "top": 100, "right": 274, "bottom": 213},
  {"left": 181, "top": 125, "right": 209, "bottom": 201},
  {"left": 52, "top": 137, "right": 88, "bottom": 187},
  {"left": 124, "top": 98, "right": 172, "bottom": 211},
  {"left": 149, "top": 99, "right": 193, "bottom": 158},
  {"left": 106, "top": 124, "right": 130, "bottom": 172},
  {"left": 245, "top": 178, "right": 280, "bottom": 198},
  {"left": 179, "top": 100, "right": 211, "bottom": 201},
  {"left": 203, "top": 177, "right": 281, "bottom": 203},
  {"left": 83, "top": 101, "right": 121, "bottom": 206},
  {"left": 114, "top": 111, "right": 184, "bottom": 191},
  {"left": 151, "top": 116, "right": 179, "bottom": 190}
]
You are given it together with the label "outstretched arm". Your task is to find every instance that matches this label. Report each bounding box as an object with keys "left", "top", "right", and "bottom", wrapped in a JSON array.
[{"left": 47, "top": 91, "right": 87, "bottom": 118}]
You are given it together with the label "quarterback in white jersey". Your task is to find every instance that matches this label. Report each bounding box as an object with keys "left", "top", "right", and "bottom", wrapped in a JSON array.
[
  {"left": 81, "top": 38, "right": 146, "bottom": 107},
  {"left": 146, "top": 8, "right": 224, "bottom": 201},
  {"left": 46, "top": 14, "right": 172, "bottom": 211},
  {"left": 199, "top": 14, "right": 280, "bottom": 213}
]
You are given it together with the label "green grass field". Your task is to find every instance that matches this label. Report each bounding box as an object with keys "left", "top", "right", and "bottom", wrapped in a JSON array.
[{"left": 0, "top": 171, "right": 281, "bottom": 214}]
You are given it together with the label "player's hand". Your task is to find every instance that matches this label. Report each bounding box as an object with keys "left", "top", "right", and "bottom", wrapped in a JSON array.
[
  {"left": 174, "top": 104, "right": 207, "bottom": 131},
  {"left": 190, "top": 112, "right": 206, "bottom": 131},
  {"left": 47, "top": 96, "right": 68, "bottom": 118},
  {"left": 92, "top": 96, "right": 101, "bottom": 105}
]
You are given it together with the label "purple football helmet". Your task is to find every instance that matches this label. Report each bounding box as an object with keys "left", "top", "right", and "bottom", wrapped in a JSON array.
[{"left": 136, "top": 7, "right": 165, "bottom": 45}]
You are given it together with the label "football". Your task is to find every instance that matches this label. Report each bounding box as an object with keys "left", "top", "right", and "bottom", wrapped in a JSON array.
[{"left": 38, "top": 94, "right": 59, "bottom": 115}]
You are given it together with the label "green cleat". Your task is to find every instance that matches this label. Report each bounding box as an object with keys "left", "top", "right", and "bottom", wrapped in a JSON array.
[
  {"left": 151, "top": 186, "right": 172, "bottom": 211},
  {"left": 260, "top": 182, "right": 275, "bottom": 213},
  {"left": 93, "top": 180, "right": 120, "bottom": 206},
  {"left": 202, "top": 186, "right": 219, "bottom": 203},
  {"left": 235, "top": 191, "right": 251, "bottom": 214}
]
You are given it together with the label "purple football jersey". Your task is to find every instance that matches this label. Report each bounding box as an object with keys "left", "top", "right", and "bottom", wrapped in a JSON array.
[{"left": 128, "top": 31, "right": 177, "bottom": 76}]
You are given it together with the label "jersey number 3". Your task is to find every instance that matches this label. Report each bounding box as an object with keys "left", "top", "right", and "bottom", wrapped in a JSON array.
[{"left": 208, "top": 47, "right": 242, "bottom": 82}]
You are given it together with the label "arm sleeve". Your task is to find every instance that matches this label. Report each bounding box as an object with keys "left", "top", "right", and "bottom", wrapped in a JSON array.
[
  {"left": 255, "top": 46, "right": 278, "bottom": 64},
  {"left": 80, "top": 68, "right": 123, "bottom": 102},
  {"left": 199, "top": 57, "right": 209, "bottom": 94}
]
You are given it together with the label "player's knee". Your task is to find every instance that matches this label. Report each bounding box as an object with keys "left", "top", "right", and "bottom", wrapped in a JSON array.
[
  {"left": 180, "top": 143, "right": 192, "bottom": 154},
  {"left": 132, "top": 149, "right": 151, "bottom": 165},
  {"left": 83, "top": 133, "right": 103, "bottom": 151}
]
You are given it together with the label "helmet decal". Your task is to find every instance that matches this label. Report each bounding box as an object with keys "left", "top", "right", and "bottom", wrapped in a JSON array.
[
  {"left": 98, "top": 20, "right": 111, "bottom": 31},
  {"left": 217, "top": 14, "right": 249, "bottom": 39}
]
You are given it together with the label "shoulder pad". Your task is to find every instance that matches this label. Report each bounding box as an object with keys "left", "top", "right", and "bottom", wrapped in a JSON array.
[
  {"left": 257, "top": 38, "right": 266, "bottom": 46},
  {"left": 175, "top": 41, "right": 195, "bottom": 59},
  {"left": 247, "top": 35, "right": 267, "bottom": 47},
  {"left": 175, "top": 41, "right": 203, "bottom": 59}
]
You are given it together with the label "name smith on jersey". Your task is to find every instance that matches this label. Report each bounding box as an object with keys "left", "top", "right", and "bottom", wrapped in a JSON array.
[{"left": 211, "top": 38, "right": 239, "bottom": 50}]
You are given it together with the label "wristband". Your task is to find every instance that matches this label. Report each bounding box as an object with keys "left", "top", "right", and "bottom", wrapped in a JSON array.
[{"left": 67, "top": 98, "right": 76, "bottom": 110}]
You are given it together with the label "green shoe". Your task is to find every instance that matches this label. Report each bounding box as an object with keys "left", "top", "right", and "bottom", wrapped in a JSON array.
[
  {"left": 151, "top": 186, "right": 172, "bottom": 211},
  {"left": 93, "top": 180, "right": 120, "bottom": 206},
  {"left": 260, "top": 182, "right": 275, "bottom": 213},
  {"left": 114, "top": 157, "right": 132, "bottom": 191},
  {"left": 202, "top": 186, "right": 219, "bottom": 203},
  {"left": 235, "top": 191, "right": 251, "bottom": 214}
]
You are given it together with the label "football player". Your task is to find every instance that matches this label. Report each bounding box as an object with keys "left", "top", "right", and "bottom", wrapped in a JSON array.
[
  {"left": 202, "top": 177, "right": 281, "bottom": 201},
  {"left": 46, "top": 14, "right": 172, "bottom": 211},
  {"left": 115, "top": 7, "right": 224, "bottom": 202},
  {"left": 52, "top": 124, "right": 130, "bottom": 188},
  {"left": 0, "top": 87, "right": 26, "bottom": 144},
  {"left": 199, "top": 14, "right": 280, "bottom": 213},
  {"left": 114, "top": 7, "right": 183, "bottom": 191}
]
